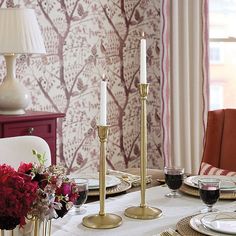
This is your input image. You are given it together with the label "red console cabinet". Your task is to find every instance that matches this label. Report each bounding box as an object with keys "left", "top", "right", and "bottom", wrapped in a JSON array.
[{"left": 0, "top": 111, "right": 65, "bottom": 164}]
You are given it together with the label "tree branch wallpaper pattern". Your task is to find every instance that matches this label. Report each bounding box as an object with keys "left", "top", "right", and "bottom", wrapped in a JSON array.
[{"left": 0, "top": 0, "right": 163, "bottom": 174}]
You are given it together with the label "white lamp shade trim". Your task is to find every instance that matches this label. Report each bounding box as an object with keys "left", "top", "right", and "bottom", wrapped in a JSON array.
[{"left": 0, "top": 8, "right": 46, "bottom": 54}]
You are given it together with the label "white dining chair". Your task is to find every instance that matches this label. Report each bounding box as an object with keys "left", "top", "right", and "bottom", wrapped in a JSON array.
[{"left": 0, "top": 135, "right": 51, "bottom": 168}]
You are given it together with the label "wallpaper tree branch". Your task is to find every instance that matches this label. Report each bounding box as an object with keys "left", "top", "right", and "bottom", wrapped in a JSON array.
[{"left": 0, "top": 0, "right": 163, "bottom": 174}]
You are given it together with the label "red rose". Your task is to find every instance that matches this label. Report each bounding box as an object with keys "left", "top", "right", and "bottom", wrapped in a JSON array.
[
  {"left": 0, "top": 164, "right": 15, "bottom": 183},
  {"left": 18, "top": 162, "right": 33, "bottom": 174}
]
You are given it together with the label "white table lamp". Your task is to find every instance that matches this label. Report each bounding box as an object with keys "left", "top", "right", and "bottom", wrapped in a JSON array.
[{"left": 0, "top": 8, "right": 46, "bottom": 115}]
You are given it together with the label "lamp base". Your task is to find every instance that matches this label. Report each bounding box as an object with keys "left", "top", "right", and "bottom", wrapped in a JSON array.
[
  {"left": 124, "top": 205, "right": 162, "bottom": 220},
  {"left": 82, "top": 213, "right": 122, "bottom": 229},
  {"left": 0, "top": 76, "right": 29, "bottom": 115},
  {"left": 0, "top": 55, "right": 30, "bottom": 115}
]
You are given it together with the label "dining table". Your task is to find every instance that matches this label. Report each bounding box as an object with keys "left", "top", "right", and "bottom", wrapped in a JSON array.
[{"left": 52, "top": 184, "right": 236, "bottom": 236}]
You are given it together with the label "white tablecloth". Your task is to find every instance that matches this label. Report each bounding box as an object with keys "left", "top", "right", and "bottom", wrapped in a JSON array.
[{"left": 52, "top": 185, "right": 236, "bottom": 236}]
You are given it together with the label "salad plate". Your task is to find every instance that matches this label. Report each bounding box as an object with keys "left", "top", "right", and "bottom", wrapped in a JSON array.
[
  {"left": 200, "top": 212, "right": 236, "bottom": 235},
  {"left": 184, "top": 175, "right": 236, "bottom": 191},
  {"left": 70, "top": 174, "right": 121, "bottom": 190},
  {"left": 189, "top": 213, "right": 233, "bottom": 236}
]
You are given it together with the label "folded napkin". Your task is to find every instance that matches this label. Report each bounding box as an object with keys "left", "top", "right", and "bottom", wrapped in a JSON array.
[{"left": 107, "top": 169, "right": 152, "bottom": 187}]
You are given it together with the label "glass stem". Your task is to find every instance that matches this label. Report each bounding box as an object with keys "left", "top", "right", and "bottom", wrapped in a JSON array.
[
  {"left": 171, "top": 190, "right": 177, "bottom": 196},
  {"left": 207, "top": 205, "right": 213, "bottom": 212}
]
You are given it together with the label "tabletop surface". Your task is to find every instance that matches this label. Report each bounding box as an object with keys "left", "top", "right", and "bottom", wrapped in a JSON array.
[{"left": 51, "top": 185, "right": 235, "bottom": 236}]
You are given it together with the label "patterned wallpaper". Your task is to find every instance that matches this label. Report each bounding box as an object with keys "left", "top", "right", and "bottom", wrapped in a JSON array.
[{"left": 0, "top": 0, "right": 163, "bottom": 174}]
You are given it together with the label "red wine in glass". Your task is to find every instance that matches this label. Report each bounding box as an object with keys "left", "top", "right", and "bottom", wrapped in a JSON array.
[
  {"left": 165, "top": 173, "right": 183, "bottom": 190},
  {"left": 198, "top": 178, "right": 220, "bottom": 213},
  {"left": 164, "top": 166, "right": 184, "bottom": 198}
]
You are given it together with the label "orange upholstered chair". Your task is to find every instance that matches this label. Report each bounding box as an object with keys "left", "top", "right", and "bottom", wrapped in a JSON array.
[{"left": 200, "top": 109, "right": 236, "bottom": 173}]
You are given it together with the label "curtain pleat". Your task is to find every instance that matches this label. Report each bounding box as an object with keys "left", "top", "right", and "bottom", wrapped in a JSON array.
[{"left": 162, "top": 0, "right": 209, "bottom": 174}]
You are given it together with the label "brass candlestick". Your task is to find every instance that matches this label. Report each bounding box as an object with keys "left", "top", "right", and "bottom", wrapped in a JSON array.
[
  {"left": 82, "top": 125, "right": 122, "bottom": 229},
  {"left": 124, "top": 84, "right": 162, "bottom": 219}
]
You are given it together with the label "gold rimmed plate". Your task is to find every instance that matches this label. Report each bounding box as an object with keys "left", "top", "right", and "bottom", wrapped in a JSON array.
[
  {"left": 69, "top": 173, "right": 121, "bottom": 190},
  {"left": 179, "top": 184, "right": 236, "bottom": 200},
  {"left": 184, "top": 175, "right": 236, "bottom": 191},
  {"left": 88, "top": 179, "right": 131, "bottom": 196}
]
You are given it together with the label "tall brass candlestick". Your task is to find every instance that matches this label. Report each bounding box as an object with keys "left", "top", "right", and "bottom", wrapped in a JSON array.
[
  {"left": 124, "top": 84, "right": 162, "bottom": 219},
  {"left": 82, "top": 125, "right": 122, "bottom": 229}
]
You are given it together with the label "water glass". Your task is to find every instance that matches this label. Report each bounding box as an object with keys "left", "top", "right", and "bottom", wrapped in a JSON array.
[
  {"left": 198, "top": 178, "right": 220, "bottom": 213},
  {"left": 72, "top": 178, "right": 88, "bottom": 214},
  {"left": 164, "top": 166, "right": 184, "bottom": 198}
]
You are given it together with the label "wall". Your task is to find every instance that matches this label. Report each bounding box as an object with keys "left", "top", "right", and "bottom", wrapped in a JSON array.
[{"left": 0, "top": 0, "right": 163, "bottom": 174}]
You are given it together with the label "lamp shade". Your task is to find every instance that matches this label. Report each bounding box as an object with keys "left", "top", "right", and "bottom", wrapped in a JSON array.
[{"left": 0, "top": 8, "right": 46, "bottom": 54}]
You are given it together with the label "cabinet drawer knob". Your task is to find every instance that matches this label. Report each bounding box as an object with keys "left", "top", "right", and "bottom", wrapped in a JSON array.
[{"left": 28, "top": 127, "right": 34, "bottom": 135}]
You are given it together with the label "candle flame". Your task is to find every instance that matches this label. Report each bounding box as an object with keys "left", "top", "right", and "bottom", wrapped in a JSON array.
[
  {"left": 102, "top": 74, "right": 106, "bottom": 81},
  {"left": 142, "top": 32, "right": 145, "bottom": 38}
]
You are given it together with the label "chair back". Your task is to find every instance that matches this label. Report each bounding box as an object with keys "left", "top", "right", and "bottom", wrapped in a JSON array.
[
  {"left": 201, "top": 109, "right": 236, "bottom": 172},
  {"left": 0, "top": 135, "right": 51, "bottom": 169}
]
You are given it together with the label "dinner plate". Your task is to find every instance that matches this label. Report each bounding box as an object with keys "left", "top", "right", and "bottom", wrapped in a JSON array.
[
  {"left": 190, "top": 213, "right": 233, "bottom": 236},
  {"left": 184, "top": 175, "right": 236, "bottom": 191},
  {"left": 71, "top": 174, "right": 121, "bottom": 190},
  {"left": 200, "top": 212, "right": 236, "bottom": 235},
  {"left": 88, "top": 179, "right": 132, "bottom": 196}
]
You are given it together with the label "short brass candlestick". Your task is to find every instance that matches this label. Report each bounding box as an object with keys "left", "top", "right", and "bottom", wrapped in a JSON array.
[
  {"left": 82, "top": 125, "right": 122, "bottom": 229},
  {"left": 124, "top": 84, "right": 162, "bottom": 219}
]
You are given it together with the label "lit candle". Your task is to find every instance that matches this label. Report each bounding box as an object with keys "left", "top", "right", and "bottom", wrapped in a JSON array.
[
  {"left": 140, "top": 33, "right": 147, "bottom": 84},
  {"left": 99, "top": 76, "right": 107, "bottom": 126}
]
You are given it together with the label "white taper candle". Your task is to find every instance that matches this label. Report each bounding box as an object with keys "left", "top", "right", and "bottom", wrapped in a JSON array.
[
  {"left": 99, "top": 77, "right": 107, "bottom": 126},
  {"left": 140, "top": 35, "right": 147, "bottom": 84}
]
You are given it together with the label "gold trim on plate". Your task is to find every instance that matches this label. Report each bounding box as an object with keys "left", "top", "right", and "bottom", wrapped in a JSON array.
[
  {"left": 88, "top": 179, "right": 132, "bottom": 196},
  {"left": 180, "top": 184, "right": 236, "bottom": 200}
]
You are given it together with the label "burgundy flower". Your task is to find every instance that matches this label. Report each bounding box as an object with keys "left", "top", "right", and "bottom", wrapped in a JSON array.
[
  {"left": 18, "top": 162, "right": 33, "bottom": 174},
  {"left": 0, "top": 164, "right": 38, "bottom": 230},
  {"left": 57, "top": 182, "right": 72, "bottom": 196}
]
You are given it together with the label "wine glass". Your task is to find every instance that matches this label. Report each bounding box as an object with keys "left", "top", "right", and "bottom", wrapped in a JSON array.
[
  {"left": 71, "top": 178, "right": 88, "bottom": 214},
  {"left": 198, "top": 178, "right": 220, "bottom": 213},
  {"left": 164, "top": 166, "right": 184, "bottom": 198}
]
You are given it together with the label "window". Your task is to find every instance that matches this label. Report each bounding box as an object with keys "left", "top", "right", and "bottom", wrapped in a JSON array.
[
  {"left": 210, "top": 84, "right": 224, "bottom": 110},
  {"left": 210, "top": 44, "right": 223, "bottom": 64},
  {"left": 209, "top": 0, "right": 236, "bottom": 110}
]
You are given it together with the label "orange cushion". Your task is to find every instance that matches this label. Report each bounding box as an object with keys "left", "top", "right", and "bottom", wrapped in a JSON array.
[
  {"left": 200, "top": 162, "right": 236, "bottom": 176},
  {"left": 219, "top": 109, "right": 236, "bottom": 171}
]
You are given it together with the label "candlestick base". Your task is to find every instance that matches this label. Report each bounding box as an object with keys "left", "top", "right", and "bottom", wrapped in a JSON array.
[
  {"left": 124, "top": 205, "right": 162, "bottom": 220},
  {"left": 82, "top": 213, "right": 122, "bottom": 229}
]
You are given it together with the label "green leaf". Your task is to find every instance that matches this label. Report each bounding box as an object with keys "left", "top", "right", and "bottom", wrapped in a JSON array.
[{"left": 32, "top": 149, "right": 47, "bottom": 165}]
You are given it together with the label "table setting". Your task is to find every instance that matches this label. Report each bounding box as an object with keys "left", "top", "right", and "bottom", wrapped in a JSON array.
[
  {"left": 63, "top": 52, "right": 236, "bottom": 235},
  {"left": 50, "top": 178, "right": 236, "bottom": 236},
  {"left": 158, "top": 173, "right": 236, "bottom": 236},
  {"left": 180, "top": 175, "right": 236, "bottom": 200},
  {"left": 70, "top": 170, "right": 153, "bottom": 198}
]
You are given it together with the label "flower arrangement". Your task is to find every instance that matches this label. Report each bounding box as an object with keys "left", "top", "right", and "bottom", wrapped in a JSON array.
[
  {"left": 0, "top": 164, "right": 38, "bottom": 230},
  {"left": 0, "top": 150, "right": 79, "bottom": 231}
]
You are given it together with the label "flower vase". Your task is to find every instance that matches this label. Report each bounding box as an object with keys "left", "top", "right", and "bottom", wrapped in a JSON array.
[
  {"left": 32, "top": 219, "right": 52, "bottom": 236},
  {"left": 0, "top": 220, "right": 52, "bottom": 236}
]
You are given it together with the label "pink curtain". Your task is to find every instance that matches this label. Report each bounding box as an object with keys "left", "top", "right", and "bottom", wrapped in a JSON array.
[{"left": 161, "top": 0, "right": 171, "bottom": 167}]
